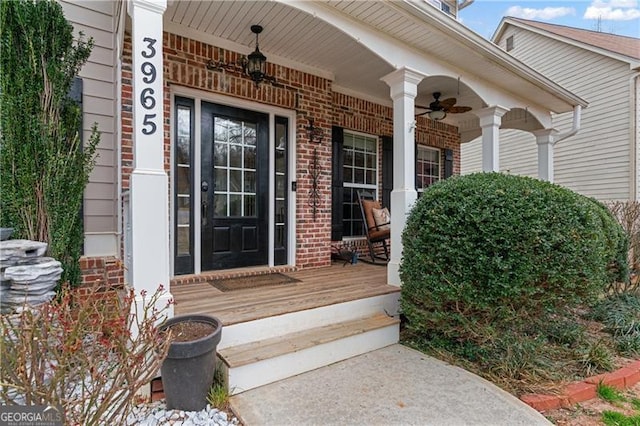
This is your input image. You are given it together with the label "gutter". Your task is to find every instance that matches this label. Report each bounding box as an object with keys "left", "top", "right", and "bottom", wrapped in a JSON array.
[
  {"left": 553, "top": 105, "right": 582, "bottom": 146},
  {"left": 630, "top": 72, "right": 639, "bottom": 201}
]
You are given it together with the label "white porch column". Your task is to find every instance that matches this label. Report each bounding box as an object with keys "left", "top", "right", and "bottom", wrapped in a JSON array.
[
  {"left": 533, "top": 129, "right": 557, "bottom": 182},
  {"left": 474, "top": 106, "right": 509, "bottom": 172},
  {"left": 381, "top": 68, "right": 426, "bottom": 287},
  {"left": 127, "top": 0, "right": 173, "bottom": 319}
]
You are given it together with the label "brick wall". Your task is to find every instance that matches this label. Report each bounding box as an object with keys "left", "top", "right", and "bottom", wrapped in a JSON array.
[
  {"left": 112, "top": 31, "right": 461, "bottom": 277},
  {"left": 79, "top": 256, "right": 125, "bottom": 289}
]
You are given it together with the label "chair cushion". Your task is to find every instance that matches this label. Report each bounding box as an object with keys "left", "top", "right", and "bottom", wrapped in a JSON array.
[
  {"left": 360, "top": 199, "right": 381, "bottom": 232},
  {"left": 372, "top": 207, "right": 390, "bottom": 231}
]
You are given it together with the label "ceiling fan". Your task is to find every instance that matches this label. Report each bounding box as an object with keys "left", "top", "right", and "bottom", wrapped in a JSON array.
[{"left": 415, "top": 92, "right": 472, "bottom": 120}]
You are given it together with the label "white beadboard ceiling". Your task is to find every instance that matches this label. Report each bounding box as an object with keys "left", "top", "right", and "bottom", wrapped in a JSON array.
[{"left": 163, "top": 0, "right": 583, "bottom": 127}]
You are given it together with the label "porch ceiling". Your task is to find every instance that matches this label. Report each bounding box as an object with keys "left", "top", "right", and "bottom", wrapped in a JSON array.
[
  {"left": 164, "top": 0, "right": 585, "bottom": 128},
  {"left": 165, "top": 0, "right": 394, "bottom": 104}
]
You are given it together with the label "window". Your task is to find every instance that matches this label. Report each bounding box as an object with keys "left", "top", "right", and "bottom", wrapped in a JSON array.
[
  {"left": 416, "top": 146, "right": 441, "bottom": 192},
  {"left": 506, "top": 35, "right": 514, "bottom": 52},
  {"left": 342, "top": 132, "right": 378, "bottom": 237}
]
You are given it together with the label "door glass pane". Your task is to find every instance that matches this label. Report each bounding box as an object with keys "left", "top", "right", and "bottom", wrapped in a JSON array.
[
  {"left": 245, "top": 146, "right": 256, "bottom": 169},
  {"left": 177, "top": 227, "right": 190, "bottom": 255},
  {"left": 275, "top": 149, "right": 285, "bottom": 172},
  {"left": 176, "top": 165, "right": 190, "bottom": 194},
  {"left": 229, "top": 169, "right": 242, "bottom": 192},
  {"left": 275, "top": 200, "right": 285, "bottom": 223},
  {"left": 214, "top": 168, "right": 227, "bottom": 191},
  {"left": 229, "top": 144, "right": 242, "bottom": 168},
  {"left": 244, "top": 123, "right": 257, "bottom": 145},
  {"left": 276, "top": 175, "right": 285, "bottom": 198},
  {"left": 214, "top": 195, "right": 227, "bottom": 216},
  {"left": 177, "top": 197, "right": 190, "bottom": 225},
  {"left": 244, "top": 171, "right": 256, "bottom": 192},
  {"left": 229, "top": 194, "right": 242, "bottom": 216},
  {"left": 214, "top": 144, "right": 227, "bottom": 166}
]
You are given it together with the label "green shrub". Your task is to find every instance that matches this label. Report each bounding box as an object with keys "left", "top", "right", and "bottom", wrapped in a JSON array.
[
  {"left": 0, "top": 0, "right": 99, "bottom": 286},
  {"left": 400, "top": 173, "right": 628, "bottom": 359}
]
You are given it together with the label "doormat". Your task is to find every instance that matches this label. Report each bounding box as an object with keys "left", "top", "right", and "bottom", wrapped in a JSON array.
[{"left": 209, "top": 273, "right": 300, "bottom": 292}]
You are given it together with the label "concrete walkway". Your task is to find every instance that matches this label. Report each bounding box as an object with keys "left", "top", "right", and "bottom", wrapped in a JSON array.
[{"left": 230, "top": 344, "right": 551, "bottom": 426}]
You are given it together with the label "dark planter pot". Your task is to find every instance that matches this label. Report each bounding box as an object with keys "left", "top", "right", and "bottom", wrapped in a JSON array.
[{"left": 160, "top": 314, "right": 223, "bottom": 411}]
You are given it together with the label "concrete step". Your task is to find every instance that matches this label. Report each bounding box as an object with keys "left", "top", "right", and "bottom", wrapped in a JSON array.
[{"left": 219, "top": 313, "right": 399, "bottom": 394}]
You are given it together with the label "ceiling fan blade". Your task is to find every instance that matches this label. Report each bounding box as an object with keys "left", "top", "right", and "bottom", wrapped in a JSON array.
[
  {"left": 448, "top": 106, "right": 472, "bottom": 114},
  {"left": 440, "top": 98, "right": 457, "bottom": 109},
  {"left": 415, "top": 105, "right": 432, "bottom": 111},
  {"left": 414, "top": 111, "right": 430, "bottom": 117}
]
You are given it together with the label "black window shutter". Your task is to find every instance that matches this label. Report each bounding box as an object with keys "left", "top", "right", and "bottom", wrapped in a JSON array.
[
  {"left": 331, "top": 126, "right": 344, "bottom": 241},
  {"left": 382, "top": 136, "right": 393, "bottom": 211},
  {"left": 444, "top": 148, "right": 454, "bottom": 179}
]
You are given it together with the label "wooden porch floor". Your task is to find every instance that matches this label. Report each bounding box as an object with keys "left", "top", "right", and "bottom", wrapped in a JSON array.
[{"left": 171, "top": 262, "right": 397, "bottom": 326}]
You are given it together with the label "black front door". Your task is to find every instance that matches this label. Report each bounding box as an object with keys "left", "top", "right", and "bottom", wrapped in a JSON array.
[{"left": 201, "top": 102, "right": 269, "bottom": 270}]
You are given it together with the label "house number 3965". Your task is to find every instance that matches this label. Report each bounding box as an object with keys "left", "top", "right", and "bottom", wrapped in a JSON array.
[{"left": 140, "top": 37, "right": 157, "bottom": 135}]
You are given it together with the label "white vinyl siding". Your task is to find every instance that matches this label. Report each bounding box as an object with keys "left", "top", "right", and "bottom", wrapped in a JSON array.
[
  {"left": 59, "top": 1, "right": 118, "bottom": 254},
  {"left": 463, "top": 25, "right": 635, "bottom": 202}
]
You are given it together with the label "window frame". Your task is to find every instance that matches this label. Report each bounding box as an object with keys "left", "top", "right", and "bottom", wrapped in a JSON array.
[
  {"left": 342, "top": 130, "right": 379, "bottom": 239},
  {"left": 416, "top": 145, "right": 441, "bottom": 193}
]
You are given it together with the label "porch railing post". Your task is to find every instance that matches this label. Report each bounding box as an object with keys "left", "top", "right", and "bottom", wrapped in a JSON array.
[
  {"left": 474, "top": 106, "right": 509, "bottom": 172},
  {"left": 127, "top": 0, "right": 173, "bottom": 325},
  {"left": 534, "top": 129, "right": 557, "bottom": 182},
  {"left": 381, "top": 68, "right": 426, "bottom": 287}
]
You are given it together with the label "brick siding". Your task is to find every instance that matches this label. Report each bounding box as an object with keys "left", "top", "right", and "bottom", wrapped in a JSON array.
[{"left": 94, "top": 31, "right": 460, "bottom": 281}]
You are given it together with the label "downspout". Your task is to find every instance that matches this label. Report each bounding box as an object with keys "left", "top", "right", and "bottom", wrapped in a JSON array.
[
  {"left": 553, "top": 105, "right": 582, "bottom": 146},
  {"left": 629, "top": 72, "right": 639, "bottom": 201}
]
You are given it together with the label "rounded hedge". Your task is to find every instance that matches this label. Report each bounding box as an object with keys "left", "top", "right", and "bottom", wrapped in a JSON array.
[{"left": 400, "top": 173, "right": 628, "bottom": 332}]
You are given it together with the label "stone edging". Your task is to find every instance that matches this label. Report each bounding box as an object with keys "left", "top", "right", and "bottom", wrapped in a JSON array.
[{"left": 520, "top": 360, "right": 640, "bottom": 411}]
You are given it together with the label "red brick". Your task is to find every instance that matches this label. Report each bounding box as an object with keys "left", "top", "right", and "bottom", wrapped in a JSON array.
[
  {"left": 151, "top": 391, "right": 164, "bottom": 402},
  {"left": 151, "top": 378, "right": 163, "bottom": 392},
  {"left": 585, "top": 370, "right": 627, "bottom": 390},
  {"left": 563, "top": 382, "right": 597, "bottom": 405},
  {"left": 520, "top": 394, "right": 562, "bottom": 411}
]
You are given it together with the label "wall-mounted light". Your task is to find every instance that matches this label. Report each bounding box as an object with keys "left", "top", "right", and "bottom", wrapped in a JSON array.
[{"left": 206, "top": 24, "right": 275, "bottom": 87}]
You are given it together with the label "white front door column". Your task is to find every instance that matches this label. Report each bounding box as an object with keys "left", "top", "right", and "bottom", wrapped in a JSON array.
[
  {"left": 127, "top": 0, "right": 173, "bottom": 319},
  {"left": 474, "top": 106, "right": 509, "bottom": 172},
  {"left": 533, "top": 129, "right": 557, "bottom": 182},
  {"left": 381, "top": 67, "right": 426, "bottom": 287}
]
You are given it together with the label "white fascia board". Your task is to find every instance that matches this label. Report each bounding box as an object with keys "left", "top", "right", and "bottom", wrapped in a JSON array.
[
  {"left": 283, "top": 1, "right": 560, "bottom": 118},
  {"left": 496, "top": 18, "right": 640, "bottom": 69}
]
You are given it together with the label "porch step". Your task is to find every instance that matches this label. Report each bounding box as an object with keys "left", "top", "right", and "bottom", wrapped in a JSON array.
[{"left": 219, "top": 313, "right": 399, "bottom": 394}]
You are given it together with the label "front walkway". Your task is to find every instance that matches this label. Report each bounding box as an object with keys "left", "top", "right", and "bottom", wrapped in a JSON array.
[{"left": 230, "top": 344, "right": 551, "bottom": 426}]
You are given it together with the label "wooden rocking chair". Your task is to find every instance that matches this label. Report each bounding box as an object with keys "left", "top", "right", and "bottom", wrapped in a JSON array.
[{"left": 357, "top": 191, "right": 390, "bottom": 263}]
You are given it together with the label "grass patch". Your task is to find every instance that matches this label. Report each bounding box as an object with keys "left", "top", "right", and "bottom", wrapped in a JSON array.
[
  {"left": 602, "top": 410, "right": 640, "bottom": 426},
  {"left": 597, "top": 383, "right": 627, "bottom": 405},
  {"left": 207, "top": 361, "right": 232, "bottom": 411}
]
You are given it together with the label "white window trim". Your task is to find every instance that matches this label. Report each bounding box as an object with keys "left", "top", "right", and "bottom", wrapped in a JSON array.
[
  {"left": 342, "top": 130, "right": 379, "bottom": 238},
  {"left": 416, "top": 145, "right": 441, "bottom": 192}
]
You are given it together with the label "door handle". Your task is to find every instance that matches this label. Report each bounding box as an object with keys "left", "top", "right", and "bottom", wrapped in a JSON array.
[
  {"left": 201, "top": 198, "right": 208, "bottom": 226},
  {"left": 201, "top": 181, "right": 209, "bottom": 192}
]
